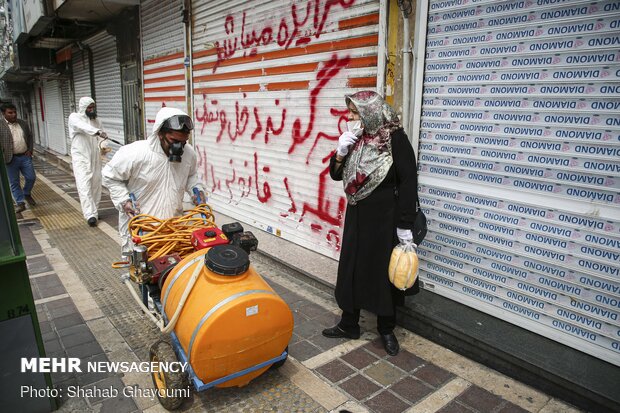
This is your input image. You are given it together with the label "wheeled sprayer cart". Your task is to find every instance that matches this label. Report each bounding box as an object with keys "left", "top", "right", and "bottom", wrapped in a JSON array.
[{"left": 113, "top": 193, "right": 293, "bottom": 410}]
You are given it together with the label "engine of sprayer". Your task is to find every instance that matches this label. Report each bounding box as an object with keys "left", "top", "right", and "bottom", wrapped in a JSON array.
[{"left": 127, "top": 222, "right": 258, "bottom": 288}]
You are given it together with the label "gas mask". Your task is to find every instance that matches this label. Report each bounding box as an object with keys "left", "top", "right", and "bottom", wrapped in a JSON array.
[
  {"left": 86, "top": 110, "right": 97, "bottom": 119},
  {"left": 167, "top": 138, "right": 185, "bottom": 162},
  {"left": 346, "top": 120, "right": 363, "bottom": 137}
]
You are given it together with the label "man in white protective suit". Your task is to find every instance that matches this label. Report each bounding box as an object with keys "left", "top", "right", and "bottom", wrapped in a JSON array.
[
  {"left": 68, "top": 97, "right": 108, "bottom": 227},
  {"left": 102, "top": 107, "right": 206, "bottom": 254}
]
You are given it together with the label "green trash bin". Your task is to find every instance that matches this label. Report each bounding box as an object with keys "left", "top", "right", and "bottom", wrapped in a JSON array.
[{"left": 0, "top": 152, "right": 55, "bottom": 411}]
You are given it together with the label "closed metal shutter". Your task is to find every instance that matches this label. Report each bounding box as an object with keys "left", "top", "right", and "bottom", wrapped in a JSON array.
[
  {"left": 72, "top": 49, "right": 91, "bottom": 103},
  {"left": 191, "top": 0, "right": 382, "bottom": 258},
  {"left": 43, "top": 80, "right": 67, "bottom": 155},
  {"left": 85, "top": 31, "right": 125, "bottom": 144},
  {"left": 141, "top": 0, "right": 186, "bottom": 128},
  {"left": 417, "top": 0, "right": 620, "bottom": 365},
  {"left": 60, "top": 79, "right": 73, "bottom": 154}
]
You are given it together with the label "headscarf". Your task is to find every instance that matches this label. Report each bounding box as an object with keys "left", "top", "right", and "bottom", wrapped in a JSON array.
[
  {"left": 77, "top": 97, "right": 94, "bottom": 116},
  {"left": 342, "top": 91, "right": 401, "bottom": 205}
]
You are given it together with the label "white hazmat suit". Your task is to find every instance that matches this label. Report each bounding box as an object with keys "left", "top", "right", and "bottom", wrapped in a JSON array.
[
  {"left": 68, "top": 97, "right": 105, "bottom": 221},
  {"left": 102, "top": 107, "right": 205, "bottom": 253}
]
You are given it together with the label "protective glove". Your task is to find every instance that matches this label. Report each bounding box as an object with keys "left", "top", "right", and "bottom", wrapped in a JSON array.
[
  {"left": 192, "top": 190, "right": 207, "bottom": 205},
  {"left": 336, "top": 131, "right": 358, "bottom": 157},
  {"left": 122, "top": 199, "right": 140, "bottom": 217},
  {"left": 396, "top": 227, "right": 413, "bottom": 244},
  {"left": 98, "top": 131, "right": 108, "bottom": 139}
]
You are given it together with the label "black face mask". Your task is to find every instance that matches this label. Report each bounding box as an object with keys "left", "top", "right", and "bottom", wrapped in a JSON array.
[
  {"left": 86, "top": 110, "right": 97, "bottom": 119},
  {"left": 167, "top": 139, "right": 185, "bottom": 162}
]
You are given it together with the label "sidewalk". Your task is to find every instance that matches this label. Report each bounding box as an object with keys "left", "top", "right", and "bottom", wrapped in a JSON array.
[{"left": 15, "top": 152, "right": 582, "bottom": 413}]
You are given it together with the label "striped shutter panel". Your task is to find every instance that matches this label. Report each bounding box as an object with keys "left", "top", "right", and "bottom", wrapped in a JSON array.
[
  {"left": 60, "top": 79, "right": 73, "bottom": 154},
  {"left": 43, "top": 80, "right": 67, "bottom": 155},
  {"left": 417, "top": 0, "right": 620, "bottom": 365},
  {"left": 72, "top": 49, "right": 91, "bottom": 103},
  {"left": 191, "top": 0, "right": 381, "bottom": 258},
  {"left": 141, "top": 0, "right": 186, "bottom": 129},
  {"left": 85, "top": 31, "right": 125, "bottom": 145}
]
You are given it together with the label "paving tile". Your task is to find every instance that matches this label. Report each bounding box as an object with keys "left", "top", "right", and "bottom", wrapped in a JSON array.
[
  {"left": 27, "top": 255, "right": 53, "bottom": 274},
  {"left": 44, "top": 337, "right": 63, "bottom": 354},
  {"left": 53, "top": 313, "right": 84, "bottom": 330},
  {"left": 48, "top": 303, "right": 79, "bottom": 319},
  {"left": 457, "top": 385, "right": 505, "bottom": 412},
  {"left": 308, "top": 332, "right": 349, "bottom": 351},
  {"left": 414, "top": 363, "right": 455, "bottom": 388},
  {"left": 388, "top": 349, "right": 425, "bottom": 372},
  {"left": 292, "top": 309, "right": 310, "bottom": 325},
  {"left": 365, "top": 390, "right": 410, "bottom": 413},
  {"left": 294, "top": 318, "right": 325, "bottom": 339},
  {"left": 365, "top": 361, "right": 406, "bottom": 387},
  {"left": 38, "top": 285, "right": 67, "bottom": 299},
  {"left": 97, "top": 390, "right": 139, "bottom": 413},
  {"left": 33, "top": 273, "right": 63, "bottom": 289},
  {"left": 297, "top": 301, "right": 330, "bottom": 319},
  {"left": 61, "top": 329, "right": 97, "bottom": 350},
  {"left": 315, "top": 359, "right": 355, "bottom": 383},
  {"left": 341, "top": 347, "right": 380, "bottom": 369},
  {"left": 340, "top": 374, "right": 381, "bottom": 400},
  {"left": 84, "top": 376, "right": 126, "bottom": 404},
  {"left": 497, "top": 402, "right": 530, "bottom": 413},
  {"left": 76, "top": 354, "right": 115, "bottom": 386},
  {"left": 314, "top": 311, "right": 340, "bottom": 327},
  {"left": 364, "top": 337, "right": 388, "bottom": 357},
  {"left": 437, "top": 401, "right": 475, "bottom": 413},
  {"left": 65, "top": 340, "right": 104, "bottom": 359},
  {"left": 288, "top": 340, "right": 322, "bottom": 361},
  {"left": 391, "top": 376, "right": 434, "bottom": 404},
  {"left": 44, "top": 296, "right": 73, "bottom": 310},
  {"left": 39, "top": 320, "right": 52, "bottom": 334}
]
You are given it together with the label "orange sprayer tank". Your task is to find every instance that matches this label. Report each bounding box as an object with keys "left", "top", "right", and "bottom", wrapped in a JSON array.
[{"left": 161, "top": 245, "right": 293, "bottom": 388}]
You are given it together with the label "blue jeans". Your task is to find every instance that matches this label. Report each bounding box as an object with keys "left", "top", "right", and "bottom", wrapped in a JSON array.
[{"left": 6, "top": 154, "right": 36, "bottom": 204}]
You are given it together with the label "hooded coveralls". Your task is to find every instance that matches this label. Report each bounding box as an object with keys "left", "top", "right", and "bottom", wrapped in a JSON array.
[
  {"left": 68, "top": 97, "right": 104, "bottom": 220},
  {"left": 101, "top": 107, "right": 205, "bottom": 253}
]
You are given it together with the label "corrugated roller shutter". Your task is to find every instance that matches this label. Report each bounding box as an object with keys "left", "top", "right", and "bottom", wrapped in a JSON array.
[
  {"left": 60, "top": 79, "right": 72, "bottom": 154},
  {"left": 43, "top": 80, "right": 67, "bottom": 155},
  {"left": 191, "top": 0, "right": 381, "bottom": 258},
  {"left": 85, "top": 31, "right": 125, "bottom": 144},
  {"left": 141, "top": 0, "right": 186, "bottom": 130},
  {"left": 417, "top": 0, "right": 620, "bottom": 365},
  {"left": 72, "top": 49, "right": 91, "bottom": 103}
]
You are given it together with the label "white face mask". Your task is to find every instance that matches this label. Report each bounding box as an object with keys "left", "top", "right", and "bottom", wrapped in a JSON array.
[{"left": 346, "top": 120, "right": 364, "bottom": 137}]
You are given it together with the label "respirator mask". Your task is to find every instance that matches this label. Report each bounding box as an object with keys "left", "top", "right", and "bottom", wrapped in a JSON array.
[
  {"left": 346, "top": 120, "right": 363, "bottom": 137},
  {"left": 160, "top": 115, "right": 194, "bottom": 162},
  {"left": 166, "top": 139, "right": 186, "bottom": 162},
  {"left": 86, "top": 109, "right": 97, "bottom": 119}
]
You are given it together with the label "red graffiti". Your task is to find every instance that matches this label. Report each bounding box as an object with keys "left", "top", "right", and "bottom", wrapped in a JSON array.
[
  {"left": 289, "top": 54, "right": 350, "bottom": 156},
  {"left": 301, "top": 152, "right": 346, "bottom": 227},
  {"left": 213, "top": 0, "right": 355, "bottom": 72},
  {"left": 254, "top": 152, "right": 272, "bottom": 203}
]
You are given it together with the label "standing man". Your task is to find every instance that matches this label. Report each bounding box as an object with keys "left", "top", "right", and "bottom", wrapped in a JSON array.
[
  {"left": 0, "top": 103, "right": 36, "bottom": 213},
  {"left": 102, "top": 107, "right": 205, "bottom": 254},
  {"left": 68, "top": 97, "right": 108, "bottom": 227}
]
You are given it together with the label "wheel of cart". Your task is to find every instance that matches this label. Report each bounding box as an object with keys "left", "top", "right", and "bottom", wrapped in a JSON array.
[
  {"left": 269, "top": 346, "right": 288, "bottom": 370},
  {"left": 149, "top": 340, "right": 190, "bottom": 411}
]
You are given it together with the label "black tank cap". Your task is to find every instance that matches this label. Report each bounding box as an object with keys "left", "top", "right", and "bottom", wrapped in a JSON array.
[
  {"left": 204, "top": 230, "right": 217, "bottom": 237},
  {"left": 205, "top": 245, "right": 250, "bottom": 276}
]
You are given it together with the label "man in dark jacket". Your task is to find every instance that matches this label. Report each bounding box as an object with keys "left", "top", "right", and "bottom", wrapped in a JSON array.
[{"left": 1, "top": 103, "right": 36, "bottom": 213}]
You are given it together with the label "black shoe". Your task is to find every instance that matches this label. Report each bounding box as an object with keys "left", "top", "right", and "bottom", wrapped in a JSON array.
[
  {"left": 381, "top": 333, "right": 400, "bottom": 356},
  {"left": 87, "top": 217, "right": 97, "bottom": 227},
  {"left": 25, "top": 195, "right": 36, "bottom": 206},
  {"left": 322, "top": 325, "right": 360, "bottom": 340},
  {"left": 15, "top": 202, "right": 26, "bottom": 213}
]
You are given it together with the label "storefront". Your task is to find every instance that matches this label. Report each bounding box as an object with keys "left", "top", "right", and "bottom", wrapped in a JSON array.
[{"left": 416, "top": 0, "right": 620, "bottom": 366}]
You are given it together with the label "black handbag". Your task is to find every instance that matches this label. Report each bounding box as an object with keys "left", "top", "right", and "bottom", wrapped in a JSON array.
[{"left": 413, "top": 200, "right": 427, "bottom": 246}]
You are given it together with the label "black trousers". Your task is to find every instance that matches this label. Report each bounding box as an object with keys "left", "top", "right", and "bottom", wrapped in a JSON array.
[{"left": 338, "top": 309, "right": 396, "bottom": 335}]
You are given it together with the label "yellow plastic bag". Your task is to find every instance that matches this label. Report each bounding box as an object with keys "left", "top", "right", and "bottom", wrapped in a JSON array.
[{"left": 388, "top": 242, "right": 419, "bottom": 290}]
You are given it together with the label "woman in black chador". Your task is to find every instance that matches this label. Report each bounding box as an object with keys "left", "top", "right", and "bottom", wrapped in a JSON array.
[{"left": 322, "top": 90, "right": 420, "bottom": 356}]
